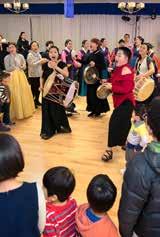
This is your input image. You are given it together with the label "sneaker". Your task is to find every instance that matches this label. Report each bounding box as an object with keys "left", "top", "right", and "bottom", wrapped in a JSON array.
[{"left": 0, "top": 123, "right": 11, "bottom": 132}]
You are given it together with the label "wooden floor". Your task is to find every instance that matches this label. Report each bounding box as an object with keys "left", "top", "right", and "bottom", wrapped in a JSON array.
[{"left": 10, "top": 96, "right": 125, "bottom": 226}]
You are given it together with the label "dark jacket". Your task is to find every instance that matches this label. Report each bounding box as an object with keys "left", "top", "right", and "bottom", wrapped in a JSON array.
[
  {"left": 118, "top": 141, "right": 160, "bottom": 237},
  {"left": 17, "top": 39, "right": 29, "bottom": 59}
]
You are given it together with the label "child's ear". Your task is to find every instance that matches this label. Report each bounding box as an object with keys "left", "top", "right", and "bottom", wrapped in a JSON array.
[{"left": 51, "top": 195, "right": 58, "bottom": 203}]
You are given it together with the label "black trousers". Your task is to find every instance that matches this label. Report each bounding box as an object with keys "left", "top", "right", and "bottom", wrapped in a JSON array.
[
  {"left": 87, "top": 83, "right": 110, "bottom": 114},
  {"left": 108, "top": 100, "right": 134, "bottom": 147},
  {"left": 28, "top": 77, "right": 40, "bottom": 104},
  {"left": 0, "top": 103, "right": 10, "bottom": 124},
  {"left": 41, "top": 98, "right": 71, "bottom": 136}
]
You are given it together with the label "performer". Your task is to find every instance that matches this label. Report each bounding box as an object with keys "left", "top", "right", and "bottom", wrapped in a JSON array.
[
  {"left": 17, "top": 32, "right": 30, "bottom": 59},
  {"left": 4, "top": 42, "right": 35, "bottom": 120},
  {"left": 77, "top": 40, "right": 90, "bottom": 96},
  {"left": 102, "top": 47, "right": 135, "bottom": 161},
  {"left": 27, "top": 41, "right": 48, "bottom": 108},
  {"left": 86, "top": 38, "right": 110, "bottom": 117},
  {"left": 135, "top": 43, "right": 155, "bottom": 105},
  {"left": 40, "top": 46, "right": 71, "bottom": 140},
  {"left": 61, "top": 39, "right": 81, "bottom": 115},
  {"left": 130, "top": 36, "right": 144, "bottom": 68},
  {"left": 61, "top": 39, "right": 81, "bottom": 81},
  {"left": 100, "top": 38, "right": 111, "bottom": 68},
  {"left": 110, "top": 39, "right": 125, "bottom": 63},
  {"left": 123, "top": 34, "right": 132, "bottom": 50}
]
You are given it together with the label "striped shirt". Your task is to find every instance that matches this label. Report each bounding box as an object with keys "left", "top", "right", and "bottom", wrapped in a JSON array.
[
  {"left": 0, "top": 84, "right": 9, "bottom": 104},
  {"left": 43, "top": 198, "right": 77, "bottom": 237}
]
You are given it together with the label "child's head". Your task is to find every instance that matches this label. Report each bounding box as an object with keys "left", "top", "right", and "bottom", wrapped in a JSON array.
[
  {"left": 0, "top": 72, "right": 10, "bottom": 86},
  {"left": 147, "top": 97, "right": 160, "bottom": 141},
  {"left": 87, "top": 174, "right": 117, "bottom": 213},
  {"left": 43, "top": 166, "right": 76, "bottom": 202},
  {"left": 0, "top": 134, "right": 24, "bottom": 182},
  {"left": 133, "top": 104, "right": 147, "bottom": 122}
]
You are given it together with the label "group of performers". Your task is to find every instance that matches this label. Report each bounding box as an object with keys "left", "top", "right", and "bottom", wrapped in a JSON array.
[{"left": 0, "top": 32, "right": 160, "bottom": 161}]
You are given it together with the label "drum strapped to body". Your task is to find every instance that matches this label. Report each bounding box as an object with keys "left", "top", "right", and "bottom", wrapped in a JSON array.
[
  {"left": 43, "top": 71, "right": 79, "bottom": 107},
  {"left": 134, "top": 76, "right": 155, "bottom": 102},
  {"left": 83, "top": 66, "right": 99, "bottom": 84},
  {"left": 96, "top": 84, "right": 111, "bottom": 99}
]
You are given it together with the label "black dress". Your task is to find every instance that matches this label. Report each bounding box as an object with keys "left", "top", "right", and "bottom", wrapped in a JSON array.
[
  {"left": 41, "top": 61, "right": 71, "bottom": 138},
  {"left": 86, "top": 50, "right": 110, "bottom": 114}
]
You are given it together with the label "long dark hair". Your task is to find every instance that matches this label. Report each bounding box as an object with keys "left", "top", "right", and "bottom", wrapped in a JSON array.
[
  {"left": 0, "top": 134, "right": 24, "bottom": 181},
  {"left": 18, "top": 32, "right": 25, "bottom": 41}
]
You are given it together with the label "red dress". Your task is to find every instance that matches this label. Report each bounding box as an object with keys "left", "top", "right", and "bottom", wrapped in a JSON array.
[{"left": 110, "top": 64, "right": 135, "bottom": 108}]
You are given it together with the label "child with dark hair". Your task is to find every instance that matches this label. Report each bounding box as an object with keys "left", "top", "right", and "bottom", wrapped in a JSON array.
[
  {"left": 0, "top": 134, "right": 46, "bottom": 237},
  {"left": 76, "top": 174, "right": 118, "bottom": 237},
  {"left": 0, "top": 72, "right": 11, "bottom": 131},
  {"left": 125, "top": 104, "right": 149, "bottom": 163},
  {"left": 43, "top": 166, "right": 77, "bottom": 237},
  {"left": 119, "top": 97, "right": 160, "bottom": 237}
]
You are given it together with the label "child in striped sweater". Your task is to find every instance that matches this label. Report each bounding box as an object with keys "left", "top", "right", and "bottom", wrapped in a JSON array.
[
  {"left": 0, "top": 72, "right": 11, "bottom": 131},
  {"left": 43, "top": 166, "right": 77, "bottom": 237}
]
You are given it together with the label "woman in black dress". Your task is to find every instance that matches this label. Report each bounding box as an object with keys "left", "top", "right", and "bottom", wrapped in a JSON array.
[
  {"left": 17, "top": 32, "right": 30, "bottom": 59},
  {"left": 40, "top": 46, "right": 71, "bottom": 140},
  {"left": 86, "top": 38, "right": 110, "bottom": 117}
]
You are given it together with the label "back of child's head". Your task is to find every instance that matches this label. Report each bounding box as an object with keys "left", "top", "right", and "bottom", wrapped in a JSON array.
[
  {"left": 87, "top": 174, "right": 117, "bottom": 213},
  {"left": 0, "top": 134, "right": 24, "bottom": 181},
  {"left": 134, "top": 104, "right": 147, "bottom": 121},
  {"left": 147, "top": 97, "right": 160, "bottom": 141},
  {"left": 43, "top": 166, "right": 76, "bottom": 202},
  {"left": 0, "top": 72, "right": 10, "bottom": 82}
]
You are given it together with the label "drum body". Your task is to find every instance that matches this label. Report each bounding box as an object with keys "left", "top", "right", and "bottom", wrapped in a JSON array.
[
  {"left": 83, "top": 66, "right": 99, "bottom": 84},
  {"left": 96, "top": 84, "right": 111, "bottom": 99},
  {"left": 134, "top": 77, "right": 155, "bottom": 102},
  {"left": 44, "top": 75, "right": 79, "bottom": 107}
]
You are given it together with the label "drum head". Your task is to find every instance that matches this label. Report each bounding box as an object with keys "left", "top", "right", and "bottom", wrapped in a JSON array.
[
  {"left": 135, "top": 79, "right": 155, "bottom": 102},
  {"left": 84, "top": 66, "right": 99, "bottom": 84},
  {"left": 96, "top": 85, "right": 111, "bottom": 99},
  {"left": 63, "top": 81, "right": 79, "bottom": 107},
  {"left": 43, "top": 72, "right": 56, "bottom": 97}
]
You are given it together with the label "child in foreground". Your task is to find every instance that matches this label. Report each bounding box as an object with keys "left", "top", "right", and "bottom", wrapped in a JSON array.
[
  {"left": 0, "top": 134, "right": 46, "bottom": 237},
  {"left": 43, "top": 166, "right": 77, "bottom": 237},
  {"left": 76, "top": 174, "right": 119, "bottom": 237}
]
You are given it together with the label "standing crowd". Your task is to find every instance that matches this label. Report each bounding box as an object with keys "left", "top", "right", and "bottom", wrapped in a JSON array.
[{"left": 0, "top": 31, "right": 160, "bottom": 237}]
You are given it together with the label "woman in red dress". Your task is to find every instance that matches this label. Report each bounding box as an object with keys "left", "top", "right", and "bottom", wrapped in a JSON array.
[{"left": 102, "top": 47, "right": 135, "bottom": 161}]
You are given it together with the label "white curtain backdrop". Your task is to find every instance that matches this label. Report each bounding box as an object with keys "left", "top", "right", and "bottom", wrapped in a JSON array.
[{"left": 0, "top": 14, "right": 160, "bottom": 52}]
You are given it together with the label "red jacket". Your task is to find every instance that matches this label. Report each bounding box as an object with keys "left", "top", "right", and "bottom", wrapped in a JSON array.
[{"left": 110, "top": 64, "right": 135, "bottom": 108}]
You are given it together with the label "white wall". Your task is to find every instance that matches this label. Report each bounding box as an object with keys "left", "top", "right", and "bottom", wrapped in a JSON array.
[{"left": 0, "top": 14, "right": 159, "bottom": 52}]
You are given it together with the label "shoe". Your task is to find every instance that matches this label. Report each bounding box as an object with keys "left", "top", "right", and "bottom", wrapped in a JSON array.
[
  {"left": 66, "top": 112, "right": 73, "bottom": 117},
  {"left": 94, "top": 113, "right": 101, "bottom": 117},
  {"left": 0, "top": 123, "right": 11, "bottom": 132},
  {"left": 57, "top": 127, "right": 72, "bottom": 134},
  {"left": 88, "top": 112, "right": 95, "bottom": 117},
  {"left": 36, "top": 101, "right": 42, "bottom": 106},
  {"left": 4, "top": 121, "right": 16, "bottom": 126},
  {"left": 41, "top": 134, "right": 53, "bottom": 140}
]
